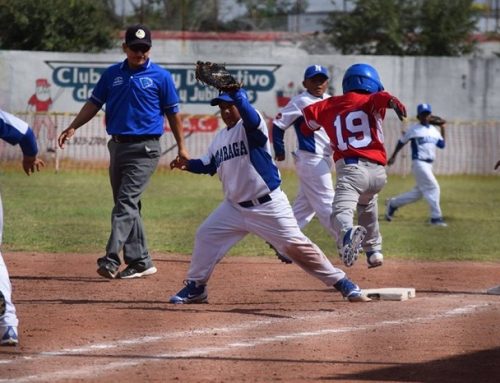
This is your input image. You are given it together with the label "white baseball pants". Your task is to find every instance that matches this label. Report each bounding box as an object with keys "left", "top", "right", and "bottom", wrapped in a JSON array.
[
  {"left": 391, "top": 160, "right": 442, "bottom": 219},
  {"left": 292, "top": 151, "right": 336, "bottom": 240},
  {"left": 185, "top": 188, "right": 346, "bottom": 286},
  {"left": 0, "top": 193, "right": 19, "bottom": 328}
]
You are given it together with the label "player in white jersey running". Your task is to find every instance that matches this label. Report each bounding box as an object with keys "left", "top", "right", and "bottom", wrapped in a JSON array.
[
  {"left": 272, "top": 65, "right": 336, "bottom": 247},
  {"left": 168, "top": 88, "right": 370, "bottom": 304},
  {"left": 385, "top": 103, "right": 447, "bottom": 226},
  {"left": 0, "top": 109, "right": 45, "bottom": 346}
]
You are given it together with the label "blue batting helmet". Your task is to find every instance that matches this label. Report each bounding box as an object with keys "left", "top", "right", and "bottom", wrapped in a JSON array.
[{"left": 342, "top": 63, "right": 384, "bottom": 94}]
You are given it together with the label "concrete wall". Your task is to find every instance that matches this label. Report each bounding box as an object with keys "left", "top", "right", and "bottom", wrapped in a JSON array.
[{"left": 1, "top": 36, "right": 499, "bottom": 173}]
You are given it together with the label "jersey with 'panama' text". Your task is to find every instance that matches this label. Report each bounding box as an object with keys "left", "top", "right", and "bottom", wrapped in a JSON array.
[{"left": 302, "top": 91, "right": 394, "bottom": 165}]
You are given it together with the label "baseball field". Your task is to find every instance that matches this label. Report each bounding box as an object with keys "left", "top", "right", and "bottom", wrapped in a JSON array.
[{"left": 0, "top": 169, "right": 499, "bottom": 382}]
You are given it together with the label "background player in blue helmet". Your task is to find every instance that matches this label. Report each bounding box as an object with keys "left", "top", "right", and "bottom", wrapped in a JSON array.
[
  {"left": 271, "top": 65, "right": 336, "bottom": 261},
  {"left": 0, "top": 109, "right": 45, "bottom": 346},
  {"left": 303, "top": 63, "right": 407, "bottom": 269},
  {"left": 385, "top": 103, "right": 447, "bottom": 226},
  {"left": 168, "top": 88, "right": 370, "bottom": 304}
]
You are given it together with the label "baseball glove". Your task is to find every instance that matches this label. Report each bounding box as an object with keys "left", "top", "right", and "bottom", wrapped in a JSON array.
[
  {"left": 429, "top": 115, "right": 446, "bottom": 126},
  {"left": 195, "top": 61, "right": 241, "bottom": 92}
]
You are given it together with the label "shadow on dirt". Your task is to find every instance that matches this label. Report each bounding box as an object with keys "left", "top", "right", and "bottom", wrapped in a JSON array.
[{"left": 323, "top": 346, "right": 500, "bottom": 383}]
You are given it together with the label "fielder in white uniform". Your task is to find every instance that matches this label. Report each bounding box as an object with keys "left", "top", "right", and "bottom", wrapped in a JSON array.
[
  {"left": 385, "top": 103, "right": 447, "bottom": 226},
  {"left": 272, "top": 65, "right": 335, "bottom": 240},
  {"left": 168, "top": 89, "right": 369, "bottom": 303},
  {"left": 0, "top": 109, "right": 45, "bottom": 346}
]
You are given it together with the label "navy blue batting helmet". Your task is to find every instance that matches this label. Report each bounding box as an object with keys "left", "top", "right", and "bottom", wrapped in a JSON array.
[{"left": 342, "top": 63, "right": 384, "bottom": 94}]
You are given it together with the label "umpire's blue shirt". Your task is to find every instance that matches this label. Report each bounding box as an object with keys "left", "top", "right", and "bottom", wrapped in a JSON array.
[{"left": 89, "top": 58, "right": 180, "bottom": 136}]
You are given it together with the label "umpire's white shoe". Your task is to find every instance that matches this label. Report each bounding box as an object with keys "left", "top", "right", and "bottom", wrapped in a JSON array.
[
  {"left": 366, "top": 251, "right": 384, "bottom": 269},
  {"left": 169, "top": 280, "right": 208, "bottom": 304},
  {"left": 340, "top": 226, "right": 367, "bottom": 267}
]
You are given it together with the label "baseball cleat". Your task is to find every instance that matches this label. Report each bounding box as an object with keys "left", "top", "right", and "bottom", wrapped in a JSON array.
[
  {"left": 366, "top": 251, "right": 384, "bottom": 268},
  {"left": 384, "top": 199, "right": 397, "bottom": 221},
  {"left": 0, "top": 291, "right": 5, "bottom": 316},
  {"left": 334, "top": 277, "right": 371, "bottom": 303},
  {"left": 340, "top": 226, "right": 367, "bottom": 267},
  {"left": 169, "top": 280, "right": 208, "bottom": 304},
  {"left": 0, "top": 326, "right": 18, "bottom": 346},
  {"left": 430, "top": 217, "right": 448, "bottom": 227},
  {"left": 96, "top": 263, "right": 119, "bottom": 279},
  {"left": 266, "top": 242, "right": 293, "bottom": 264},
  {"left": 118, "top": 265, "right": 157, "bottom": 279}
]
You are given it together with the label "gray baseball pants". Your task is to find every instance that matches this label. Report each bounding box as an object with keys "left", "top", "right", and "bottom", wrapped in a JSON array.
[
  {"left": 332, "top": 158, "right": 387, "bottom": 253},
  {"left": 103, "top": 138, "right": 160, "bottom": 268}
]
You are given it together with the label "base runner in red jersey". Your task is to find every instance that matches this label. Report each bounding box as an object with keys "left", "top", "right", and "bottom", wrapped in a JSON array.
[{"left": 302, "top": 63, "right": 407, "bottom": 270}]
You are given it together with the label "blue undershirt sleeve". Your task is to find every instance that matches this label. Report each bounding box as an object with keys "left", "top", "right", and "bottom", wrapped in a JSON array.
[
  {"left": 19, "top": 128, "right": 39, "bottom": 156},
  {"left": 437, "top": 139, "right": 445, "bottom": 149},
  {"left": 187, "top": 158, "right": 217, "bottom": 176},
  {"left": 232, "top": 89, "right": 260, "bottom": 130},
  {"left": 272, "top": 124, "right": 285, "bottom": 156}
]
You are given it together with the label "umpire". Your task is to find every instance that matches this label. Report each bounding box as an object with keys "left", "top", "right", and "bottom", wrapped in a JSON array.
[{"left": 58, "top": 24, "right": 188, "bottom": 279}]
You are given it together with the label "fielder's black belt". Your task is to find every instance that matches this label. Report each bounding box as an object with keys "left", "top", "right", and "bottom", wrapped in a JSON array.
[
  {"left": 416, "top": 158, "right": 434, "bottom": 163},
  {"left": 344, "top": 157, "right": 383, "bottom": 166},
  {"left": 111, "top": 135, "right": 160, "bottom": 143},
  {"left": 238, "top": 194, "right": 272, "bottom": 208}
]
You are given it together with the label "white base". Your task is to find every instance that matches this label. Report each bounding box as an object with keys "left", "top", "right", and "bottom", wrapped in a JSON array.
[{"left": 363, "top": 287, "right": 416, "bottom": 301}]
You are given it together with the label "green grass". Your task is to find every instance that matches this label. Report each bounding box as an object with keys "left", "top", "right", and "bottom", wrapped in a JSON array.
[{"left": 0, "top": 168, "right": 499, "bottom": 262}]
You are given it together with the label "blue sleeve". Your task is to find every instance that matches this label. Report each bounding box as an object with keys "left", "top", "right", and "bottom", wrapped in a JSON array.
[
  {"left": 89, "top": 68, "right": 109, "bottom": 108},
  {"left": 0, "top": 118, "right": 24, "bottom": 145},
  {"left": 161, "top": 69, "right": 181, "bottom": 115},
  {"left": 437, "top": 139, "right": 445, "bottom": 149},
  {"left": 0, "top": 118, "right": 38, "bottom": 156},
  {"left": 272, "top": 124, "right": 285, "bottom": 156},
  {"left": 187, "top": 158, "right": 217, "bottom": 176},
  {"left": 232, "top": 89, "right": 260, "bottom": 130},
  {"left": 19, "top": 128, "right": 39, "bottom": 156}
]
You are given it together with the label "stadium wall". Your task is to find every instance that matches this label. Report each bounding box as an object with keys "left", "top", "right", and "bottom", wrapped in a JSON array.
[{"left": 0, "top": 42, "right": 499, "bottom": 174}]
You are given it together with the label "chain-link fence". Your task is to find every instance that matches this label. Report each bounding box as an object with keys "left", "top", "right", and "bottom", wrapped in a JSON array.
[{"left": 1, "top": 112, "right": 499, "bottom": 175}]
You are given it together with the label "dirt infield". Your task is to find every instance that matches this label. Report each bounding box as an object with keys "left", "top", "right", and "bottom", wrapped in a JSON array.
[{"left": 1, "top": 252, "right": 499, "bottom": 382}]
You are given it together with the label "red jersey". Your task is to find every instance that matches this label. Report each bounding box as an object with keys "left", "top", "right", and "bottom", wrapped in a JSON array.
[{"left": 302, "top": 91, "right": 394, "bottom": 165}]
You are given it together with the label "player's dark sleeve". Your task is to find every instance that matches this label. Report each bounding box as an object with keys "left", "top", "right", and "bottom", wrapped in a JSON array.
[
  {"left": 272, "top": 123, "right": 286, "bottom": 157},
  {"left": 437, "top": 139, "right": 445, "bottom": 149},
  {"left": 232, "top": 89, "right": 267, "bottom": 148},
  {"left": 186, "top": 158, "right": 217, "bottom": 176},
  {"left": 19, "top": 128, "right": 39, "bottom": 156},
  {"left": 233, "top": 89, "right": 261, "bottom": 130}
]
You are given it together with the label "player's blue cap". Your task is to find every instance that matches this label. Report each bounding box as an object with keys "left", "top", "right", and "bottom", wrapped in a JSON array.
[
  {"left": 210, "top": 93, "right": 234, "bottom": 106},
  {"left": 304, "top": 65, "right": 329, "bottom": 80},
  {"left": 417, "top": 103, "right": 432, "bottom": 115}
]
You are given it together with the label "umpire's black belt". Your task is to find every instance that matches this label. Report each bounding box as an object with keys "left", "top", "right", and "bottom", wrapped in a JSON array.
[
  {"left": 238, "top": 194, "right": 272, "bottom": 208},
  {"left": 111, "top": 134, "right": 160, "bottom": 143},
  {"left": 344, "top": 157, "right": 383, "bottom": 166}
]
